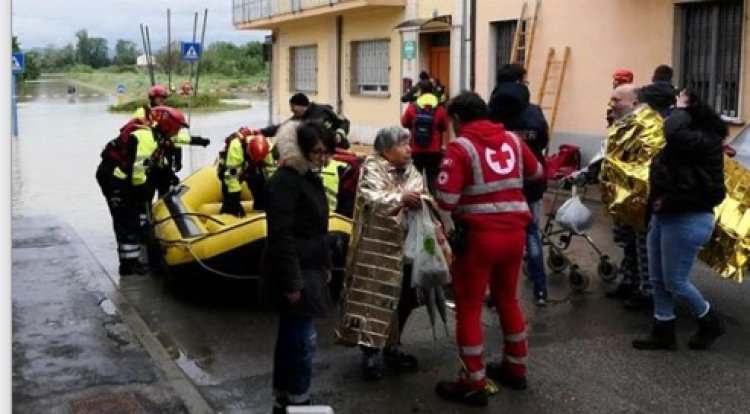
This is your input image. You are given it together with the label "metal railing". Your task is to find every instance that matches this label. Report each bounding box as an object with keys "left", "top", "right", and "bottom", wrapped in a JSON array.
[{"left": 233, "top": 0, "right": 350, "bottom": 24}]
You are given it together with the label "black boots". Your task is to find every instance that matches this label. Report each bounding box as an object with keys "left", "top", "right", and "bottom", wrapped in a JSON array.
[
  {"left": 687, "top": 308, "right": 726, "bottom": 350},
  {"left": 486, "top": 362, "right": 528, "bottom": 390},
  {"left": 118, "top": 260, "right": 149, "bottom": 276},
  {"left": 435, "top": 381, "right": 488, "bottom": 407},
  {"left": 632, "top": 319, "right": 678, "bottom": 351}
]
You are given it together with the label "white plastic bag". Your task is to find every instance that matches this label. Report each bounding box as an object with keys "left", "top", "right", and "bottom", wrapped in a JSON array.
[
  {"left": 410, "top": 200, "right": 451, "bottom": 288},
  {"left": 555, "top": 189, "right": 593, "bottom": 233},
  {"left": 403, "top": 211, "right": 419, "bottom": 264}
]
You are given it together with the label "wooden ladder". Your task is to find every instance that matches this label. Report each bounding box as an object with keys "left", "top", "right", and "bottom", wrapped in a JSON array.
[
  {"left": 537, "top": 46, "right": 570, "bottom": 144},
  {"left": 509, "top": 0, "right": 541, "bottom": 71}
]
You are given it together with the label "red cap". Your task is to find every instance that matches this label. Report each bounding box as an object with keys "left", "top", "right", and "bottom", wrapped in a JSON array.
[{"left": 613, "top": 69, "right": 634, "bottom": 85}]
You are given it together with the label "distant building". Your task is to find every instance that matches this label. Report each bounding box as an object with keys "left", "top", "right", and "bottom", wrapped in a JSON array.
[{"left": 136, "top": 54, "right": 151, "bottom": 68}]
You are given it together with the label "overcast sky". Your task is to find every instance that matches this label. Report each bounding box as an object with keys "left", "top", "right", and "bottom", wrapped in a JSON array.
[{"left": 11, "top": 0, "right": 269, "bottom": 51}]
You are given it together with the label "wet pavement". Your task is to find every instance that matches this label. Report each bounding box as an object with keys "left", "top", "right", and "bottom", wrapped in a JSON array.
[{"left": 11, "top": 78, "right": 750, "bottom": 413}]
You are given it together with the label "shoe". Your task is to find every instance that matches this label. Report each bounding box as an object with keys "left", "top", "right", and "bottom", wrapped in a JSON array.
[
  {"left": 272, "top": 396, "right": 288, "bottom": 414},
  {"left": 687, "top": 307, "right": 726, "bottom": 350},
  {"left": 118, "top": 261, "right": 149, "bottom": 276},
  {"left": 533, "top": 290, "right": 547, "bottom": 307},
  {"left": 623, "top": 291, "right": 653, "bottom": 310},
  {"left": 361, "top": 352, "right": 382, "bottom": 380},
  {"left": 486, "top": 362, "right": 528, "bottom": 390},
  {"left": 605, "top": 283, "right": 636, "bottom": 300},
  {"left": 383, "top": 346, "right": 418, "bottom": 369},
  {"left": 435, "top": 380, "right": 488, "bottom": 407},
  {"left": 632, "top": 318, "right": 678, "bottom": 351}
]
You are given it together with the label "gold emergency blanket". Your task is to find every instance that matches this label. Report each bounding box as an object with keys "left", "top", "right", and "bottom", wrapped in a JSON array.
[
  {"left": 698, "top": 157, "right": 750, "bottom": 283},
  {"left": 599, "top": 106, "right": 665, "bottom": 231},
  {"left": 335, "top": 155, "right": 426, "bottom": 349}
]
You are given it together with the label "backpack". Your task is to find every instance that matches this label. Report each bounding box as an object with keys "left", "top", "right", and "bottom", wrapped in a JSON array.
[
  {"left": 100, "top": 119, "right": 151, "bottom": 175},
  {"left": 414, "top": 106, "right": 435, "bottom": 147}
]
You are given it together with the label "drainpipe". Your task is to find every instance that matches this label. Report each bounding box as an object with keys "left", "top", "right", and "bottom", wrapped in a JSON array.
[
  {"left": 469, "top": 0, "right": 476, "bottom": 90},
  {"left": 336, "top": 15, "right": 343, "bottom": 114}
]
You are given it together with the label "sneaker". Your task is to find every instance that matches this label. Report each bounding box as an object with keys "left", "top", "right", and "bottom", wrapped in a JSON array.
[
  {"left": 533, "top": 290, "right": 547, "bottom": 307},
  {"left": 361, "top": 353, "right": 382, "bottom": 380},
  {"left": 605, "top": 283, "right": 636, "bottom": 300},
  {"left": 486, "top": 362, "right": 528, "bottom": 390},
  {"left": 435, "top": 380, "right": 488, "bottom": 407},
  {"left": 383, "top": 346, "right": 418, "bottom": 369}
]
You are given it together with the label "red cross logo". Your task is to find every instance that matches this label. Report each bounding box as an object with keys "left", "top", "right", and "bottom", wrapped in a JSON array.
[{"left": 485, "top": 143, "right": 515, "bottom": 175}]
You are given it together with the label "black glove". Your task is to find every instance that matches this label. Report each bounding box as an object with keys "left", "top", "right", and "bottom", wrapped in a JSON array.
[
  {"left": 220, "top": 191, "right": 245, "bottom": 218},
  {"left": 190, "top": 136, "right": 211, "bottom": 147},
  {"left": 169, "top": 171, "right": 180, "bottom": 187}
]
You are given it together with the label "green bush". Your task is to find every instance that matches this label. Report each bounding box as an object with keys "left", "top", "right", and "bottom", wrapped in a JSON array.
[{"left": 70, "top": 64, "right": 94, "bottom": 73}]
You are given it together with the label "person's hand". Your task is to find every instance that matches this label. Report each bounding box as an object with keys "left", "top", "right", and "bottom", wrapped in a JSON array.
[
  {"left": 401, "top": 190, "right": 421, "bottom": 209},
  {"left": 326, "top": 269, "right": 332, "bottom": 284},
  {"left": 283, "top": 290, "right": 301, "bottom": 304},
  {"left": 191, "top": 136, "right": 211, "bottom": 147},
  {"left": 675, "top": 89, "right": 689, "bottom": 109},
  {"left": 173, "top": 162, "right": 182, "bottom": 173}
]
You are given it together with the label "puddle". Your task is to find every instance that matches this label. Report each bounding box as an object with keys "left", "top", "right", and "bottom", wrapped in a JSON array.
[{"left": 99, "top": 298, "right": 118, "bottom": 316}]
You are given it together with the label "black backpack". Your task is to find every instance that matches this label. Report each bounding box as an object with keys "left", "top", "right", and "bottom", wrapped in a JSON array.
[{"left": 414, "top": 106, "right": 435, "bottom": 147}]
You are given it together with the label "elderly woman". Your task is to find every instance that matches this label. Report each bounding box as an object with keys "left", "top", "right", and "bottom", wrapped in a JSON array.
[
  {"left": 336, "top": 126, "right": 431, "bottom": 380},
  {"left": 261, "top": 120, "right": 335, "bottom": 413}
]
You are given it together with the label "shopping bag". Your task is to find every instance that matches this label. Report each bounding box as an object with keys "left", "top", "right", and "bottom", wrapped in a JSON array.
[
  {"left": 403, "top": 211, "right": 419, "bottom": 264},
  {"left": 411, "top": 200, "right": 451, "bottom": 289},
  {"left": 555, "top": 188, "right": 593, "bottom": 233}
]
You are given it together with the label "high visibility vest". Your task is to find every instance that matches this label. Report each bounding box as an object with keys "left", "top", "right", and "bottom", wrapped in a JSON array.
[
  {"left": 219, "top": 136, "right": 276, "bottom": 193},
  {"left": 131, "top": 129, "right": 160, "bottom": 186},
  {"left": 321, "top": 160, "right": 344, "bottom": 211}
]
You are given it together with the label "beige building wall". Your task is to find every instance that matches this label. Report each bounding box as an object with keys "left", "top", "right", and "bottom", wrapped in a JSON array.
[{"left": 475, "top": 0, "right": 748, "bottom": 159}]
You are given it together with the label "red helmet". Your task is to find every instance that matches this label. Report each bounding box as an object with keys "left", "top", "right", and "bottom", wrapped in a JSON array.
[
  {"left": 148, "top": 85, "right": 169, "bottom": 99},
  {"left": 151, "top": 106, "right": 188, "bottom": 137},
  {"left": 245, "top": 133, "right": 270, "bottom": 163}
]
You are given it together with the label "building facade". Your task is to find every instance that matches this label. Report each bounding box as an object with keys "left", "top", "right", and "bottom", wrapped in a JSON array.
[
  {"left": 233, "top": 0, "right": 469, "bottom": 143},
  {"left": 474, "top": 0, "right": 747, "bottom": 160}
]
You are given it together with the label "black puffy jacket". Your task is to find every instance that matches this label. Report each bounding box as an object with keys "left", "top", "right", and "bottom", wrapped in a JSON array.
[
  {"left": 488, "top": 82, "right": 550, "bottom": 202},
  {"left": 649, "top": 109, "right": 725, "bottom": 214}
]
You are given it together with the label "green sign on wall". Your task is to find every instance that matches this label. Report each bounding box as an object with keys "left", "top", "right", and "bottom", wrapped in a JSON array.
[{"left": 403, "top": 40, "right": 416, "bottom": 60}]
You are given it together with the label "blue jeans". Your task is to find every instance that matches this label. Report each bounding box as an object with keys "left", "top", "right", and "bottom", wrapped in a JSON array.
[
  {"left": 647, "top": 213, "right": 714, "bottom": 320},
  {"left": 526, "top": 201, "right": 547, "bottom": 297},
  {"left": 273, "top": 312, "right": 316, "bottom": 403}
]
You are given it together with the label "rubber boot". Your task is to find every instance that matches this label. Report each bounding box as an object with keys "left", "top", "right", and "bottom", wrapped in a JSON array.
[
  {"left": 632, "top": 318, "right": 678, "bottom": 351},
  {"left": 687, "top": 308, "right": 726, "bottom": 350},
  {"left": 119, "top": 259, "right": 149, "bottom": 276}
]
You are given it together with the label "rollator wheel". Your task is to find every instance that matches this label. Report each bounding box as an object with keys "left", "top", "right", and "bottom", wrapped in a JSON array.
[
  {"left": 546, "top": 249, "right": 567, "bottom": 273},
  {"left": 569, "top": 265, "right": 589, "bottom": 292},
  {"left": 597, "top": 256, "right": 618, "bottom": 283}
]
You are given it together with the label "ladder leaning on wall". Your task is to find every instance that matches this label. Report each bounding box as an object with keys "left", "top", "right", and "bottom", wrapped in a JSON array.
[
  {"left": 509, "top": 0, "right": 541, "bottom": 71},
  {"left": 537, "top": 46, "right": 570, "bottom": 147}
]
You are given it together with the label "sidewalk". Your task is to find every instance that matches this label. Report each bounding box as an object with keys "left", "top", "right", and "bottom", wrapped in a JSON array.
[{"left": 11, "top": 215, "right": 211, "bottom": 414}]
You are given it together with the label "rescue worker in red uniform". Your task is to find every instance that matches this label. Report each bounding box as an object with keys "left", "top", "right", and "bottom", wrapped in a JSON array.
[
  {"left": 434, "top": 92, "right": 543, "bottom": 407},
  {"left": 96, "top": 106, "right": 189, "bottom": 276}
]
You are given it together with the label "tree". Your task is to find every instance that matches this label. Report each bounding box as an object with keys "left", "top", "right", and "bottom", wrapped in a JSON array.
[
  {"left": 75, "top": 29, "right": 110, "bottom": 68},
  {"left": 113, "top": 39, "right": 139, "bottom": 66}
]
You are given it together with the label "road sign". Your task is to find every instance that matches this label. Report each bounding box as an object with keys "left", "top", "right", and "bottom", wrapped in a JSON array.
[
  {"left": 12, "top": 52, "right": 25, "bottom": 74},
  {"left": 402, "top": 41, "right": 416, "bottom": 60},
  {"left": 181, "top": 42, "right": 202, "bottom": 62},
  {"left": 116, "top": 84, "right": 126, "bottom": 94}
]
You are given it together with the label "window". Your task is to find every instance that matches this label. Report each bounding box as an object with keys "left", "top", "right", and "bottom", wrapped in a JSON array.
[
  {"left": 351, "top": 39, "right": 390, "bottom": 95},
  {"left": 678, "top": 0, "right": 743, "bottom": 119},
  {"left": 492, "top": 20, "right": 518, "bottom": 69},
  {"left": 290, "top": 45, "right": 317, "bottom": 93}
]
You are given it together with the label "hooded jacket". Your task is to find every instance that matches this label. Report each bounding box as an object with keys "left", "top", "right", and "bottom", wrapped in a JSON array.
[
  {"left": 260, "top": 121, "right": 333, "bottom": 317},
  {"left": 488, "top": 82, "right": 550, "bottom": 202}
]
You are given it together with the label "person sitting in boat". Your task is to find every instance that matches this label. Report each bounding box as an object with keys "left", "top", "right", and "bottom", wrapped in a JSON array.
[
  {"left": 319, "top": 148, "right": 364, "bottom": 219},
  {"left": 218, "top": 128, "right": 273, "bottom": 217},
  {"left": 260, "top": 92, "right": 352, "bottom": 150},
  {"left": 96, "top": 106, "right": 189, "bottom": 276},
  {"left": 133, "top": 85, "right": 211, "bottom": 199}
]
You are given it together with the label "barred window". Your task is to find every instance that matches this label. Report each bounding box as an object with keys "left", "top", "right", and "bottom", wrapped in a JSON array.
[
  {"left": 290, "top": 45, "right": 317, "bottom": 93},
  {"left": 678, "top": 0, "right": 743, "bottom": 119},
  {"left": 492, "top": 20, "right": 517, "bottom": 70},
  {"left": 351, "top": 39, "right": 390, "bottom": 96}
]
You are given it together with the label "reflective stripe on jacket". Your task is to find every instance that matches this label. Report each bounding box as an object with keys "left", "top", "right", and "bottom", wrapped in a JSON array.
[{"left": 131, "top": 129, "right": 159, "bottom": 186}]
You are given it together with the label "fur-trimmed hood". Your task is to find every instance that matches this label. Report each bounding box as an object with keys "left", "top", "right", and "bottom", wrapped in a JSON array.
[{"left": 273, "top": 120, "right": 310, "bottom": 174}]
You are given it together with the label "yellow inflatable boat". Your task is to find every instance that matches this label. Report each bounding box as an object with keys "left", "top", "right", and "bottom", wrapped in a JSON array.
[{"left": 149, "top": 166, "right": 353, "bottom": 281}]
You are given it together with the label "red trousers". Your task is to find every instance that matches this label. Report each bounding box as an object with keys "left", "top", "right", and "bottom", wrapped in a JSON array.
[{"left": 451, "top": 226, "right": 528, "bottom": 388}]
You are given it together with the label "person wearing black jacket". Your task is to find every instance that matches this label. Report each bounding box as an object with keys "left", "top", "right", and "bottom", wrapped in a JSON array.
[
  {"left": 632, "top": 89, "right": 727, "bottom": 352},
  {"left": 488, "top": 64, "right": 551, "bottom": 305},
  {"left": 260, "top": 120, "right": 336, "bottom": 413},
  {"left": 261, "top": 92, "right": 351, "bottom": 150}
]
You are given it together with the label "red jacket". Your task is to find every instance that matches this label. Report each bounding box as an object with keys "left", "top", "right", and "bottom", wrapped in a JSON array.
[
  {"left": 435, "top": 119, "right": 544, "bottom": 230},
  {"left": 401, "top": 93, "right": 449, "bottom": 154}
]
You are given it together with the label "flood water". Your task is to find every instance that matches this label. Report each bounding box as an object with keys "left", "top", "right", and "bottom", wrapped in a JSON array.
[{"left": 12, "top": 77, "right": 269, "bottom": 276}]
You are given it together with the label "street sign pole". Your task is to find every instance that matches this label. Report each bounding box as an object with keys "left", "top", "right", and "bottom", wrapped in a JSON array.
[{"left": 12, "top": 73, "right": 18, "bottom": 137}]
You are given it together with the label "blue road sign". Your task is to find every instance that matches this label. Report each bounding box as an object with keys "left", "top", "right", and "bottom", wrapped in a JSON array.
[
  {"left": 116, "top": 84, "right": 126, "bottom": 94},
  {"left": 12, "top": 52, "right": 25, "bottom": 74},
  {"left": 181, "top": 42, "right": 202, "bottom": 62}
]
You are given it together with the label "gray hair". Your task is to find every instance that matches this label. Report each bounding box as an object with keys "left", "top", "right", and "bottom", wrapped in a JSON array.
[{"left": 373, "top": 126, "right": 410, "bottom": 155}]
